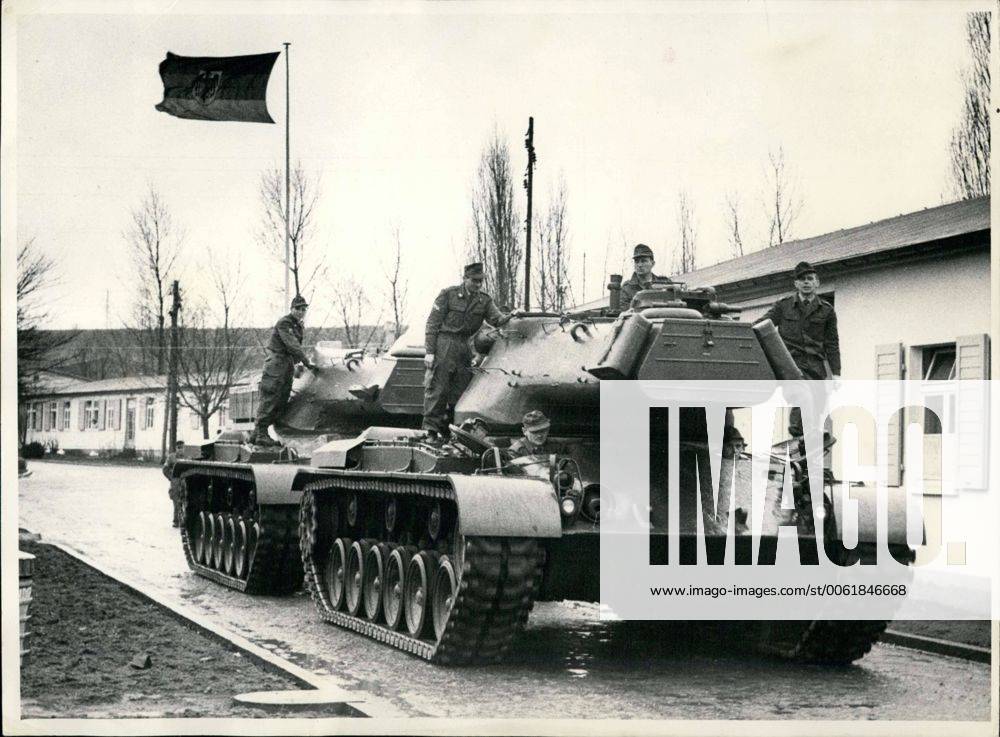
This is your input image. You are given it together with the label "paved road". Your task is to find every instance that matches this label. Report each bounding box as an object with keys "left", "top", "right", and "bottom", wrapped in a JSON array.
[{"left": 18, "top": 461, "right": 994, "bottom": 722}]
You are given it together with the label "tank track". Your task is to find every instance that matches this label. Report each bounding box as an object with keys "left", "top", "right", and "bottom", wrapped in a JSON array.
[
  {"left": 299, "top": 474, "right": 544, "bottom": 665},
  {"left": 753, "top": 620, "right": 889, "bottom": 664},
  {"left": 178, "top": 467, "right": 303, "bottom": 595}
]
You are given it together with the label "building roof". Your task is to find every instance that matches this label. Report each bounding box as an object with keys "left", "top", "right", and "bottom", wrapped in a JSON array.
[
  {"left": 27, "top": 372, "right": 254, "bottom": 398},
  {"left": 578, "top": 196, "right": 989, "bottom": 308}
]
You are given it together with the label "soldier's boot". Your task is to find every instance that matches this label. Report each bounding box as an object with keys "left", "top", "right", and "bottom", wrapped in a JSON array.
[{"left": 252, "top": 428, "right": 281, "bottom": 447}]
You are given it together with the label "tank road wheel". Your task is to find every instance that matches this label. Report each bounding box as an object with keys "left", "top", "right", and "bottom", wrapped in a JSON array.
[
  {"left": 383, "top": 545, "right": 415, "bottom": 631},
  {"left": 233, "top": 517, "right": 249, "bottom": 579},
  {"left": 212, "top": 513, "right": 226, "bottom": 570},
  {"left": 404, "top": 550, "right": 440, "bottom": 639},
  {"left": 432, "top": 556, "right": 458, "bottom": 640},
  {"left": 326, "top": 538, "right": 352, "bottom": 611},
  {"left": 223, "top": 515, "right": 237, "bottom": 575},
  {"left": 204, "top": 513, "right": 217, "bottom": 566},
  {"left": 363, "top": 543, "right": 392, "bottom": 622},
  {"left": 194, "top": 512, "right": 208, "bottom": 564},
  {"left": 247, "top": 520, "right": 260, "bottom": 568},
  {"left": 346, "top": 539, "right": 374, "bottom": 617}
]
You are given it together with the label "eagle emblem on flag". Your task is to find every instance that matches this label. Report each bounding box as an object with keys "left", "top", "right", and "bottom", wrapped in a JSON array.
[{"left": 190, "top": 70, "right": 223, "bottom": 105}]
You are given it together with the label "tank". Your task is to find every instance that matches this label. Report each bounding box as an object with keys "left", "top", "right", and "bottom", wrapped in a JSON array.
[{"left": 166, "top": 284, "right": 915, "bottom": 663}]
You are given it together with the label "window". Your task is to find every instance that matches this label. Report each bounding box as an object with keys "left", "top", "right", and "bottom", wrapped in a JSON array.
[
  {"left": 26, "top": 403, "right": 38, "bottom": 431},
  {"left": 47, "top": 402, "right": 58, "bottom": 430},
  {"left": 190, "top": 410, "right": 200, "bottom": 430},
  {"left": 145, "top": 397, "right": 156, "bottom": 429},
  {"left": 85, "top": 400, "right": 100, "bottom": 429},
  {"left": 218, "top": 404, "right": 227, "bottom": 428},
  {"left": 62, "top": 401, "right": 71, "bottom": 430},
  {"left": 923, "top": 347, "right": 956, "bottom": 381},
  {"left": 106, "top": 400, "right": 117, "bottom": 431}
]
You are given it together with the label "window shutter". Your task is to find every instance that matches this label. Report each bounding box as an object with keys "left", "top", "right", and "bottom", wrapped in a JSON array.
[
  {"left": 78, "top": 400, "right": 87, "bottom": 430},
  {"left": 56, "top": 403, "right": 63, "bottom": 431},
  {"left": 98, "top": 399, "right": 106, "bottom": 430},
  {"left": 115, "top": 399, "right": 123, "bottom": 430},
  {"left": 955, "top": 334, "right": 990, "bottom": 490},
  {"left": 43, "top": 403, "right": 51, "bottom": 431},
  {"left": 875, "top": 343, "right": 904, "bottom": 486}
]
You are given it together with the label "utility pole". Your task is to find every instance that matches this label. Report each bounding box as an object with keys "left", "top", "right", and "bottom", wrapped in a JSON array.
[
  {"left": 523, "top": 117, "right": 536, "bottom": 310},
  {"left": 582, "top": 252, "right": 587, "bottom": 304},
  {"left": 165, "top": 280, "right": 182, "bottom": 460},
  {"left": 283, "top": 42, "right": 292, "bottom": 305}
]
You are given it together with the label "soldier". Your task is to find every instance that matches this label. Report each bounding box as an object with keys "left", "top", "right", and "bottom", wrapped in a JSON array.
[
  {"left": 423, "top": 263, "right": 518, "bottom": 440},
  {"left": 253, "top": 295, "right": 315, "bottom": 446},
  {"left": 758, "top": 261, "right": 840, "bottom": 437},
  {"left": 620, "top": 243, "right": 674, "bottom": 306},
  {"left": 508, "top": 410, "right": 552, "bottom": 458}
]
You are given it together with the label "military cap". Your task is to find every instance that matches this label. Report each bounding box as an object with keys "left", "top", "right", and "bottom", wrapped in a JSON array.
[
  {"left": 793, "top": 261, "right": 817, "bottom": 280},
  {"left": 522, "top": 410, "right": 551, "bottom": 432},
  {"left": 464, "top": 262, "right": 485, "bottom": 278},
  {"left": 460, "top": 417, "right": 488, "bottom": 432},
  {"left": 291, "top": 294, "right": 309, "bottom": 309},
  {"left": 633, "top": 243, "right": 654, "bottom": 260}
]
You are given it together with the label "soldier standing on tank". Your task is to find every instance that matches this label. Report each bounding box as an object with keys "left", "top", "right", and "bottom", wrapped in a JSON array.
[
  {"left": 620, "top": 243, "right": 674, "bottom": 307},
  {"left": 253, "top": 295, "right": 316, "bottom": 446},
  {"left": 423, "top": 263, "right": 519, "bottom": 441},
  {"left": 508, "top": 410, "right": 552, "bottom": 458},
  {"left": 758, "top": 261, "right": 840, "bottom": 438}
]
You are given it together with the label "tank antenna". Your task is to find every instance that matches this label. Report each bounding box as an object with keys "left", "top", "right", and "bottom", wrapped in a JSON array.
[{"left": 523, "top": 116, "right": 535, "bottom": 310}]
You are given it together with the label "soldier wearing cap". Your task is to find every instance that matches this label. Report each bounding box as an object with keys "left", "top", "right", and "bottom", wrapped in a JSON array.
[
  {"left": 423, "top": 263, "right": 518, "bottom": 440},
  {"left": 620, "top": 243, "right": 674, "bottom": 307},
  {"left": 508, "top": 410, "right": 552, "bottom": 457},
  {"left": 253, "top": 294, "right": 316, "bottom": 446},
  {"left": 759, "top": 261, "right": 840, "bottom": 437}
]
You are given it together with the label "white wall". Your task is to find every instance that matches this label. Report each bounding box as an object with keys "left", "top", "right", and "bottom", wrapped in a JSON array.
[
  {"left": 23, "top": 393, "right": 227, "bottom": 454},
  {"left": 736, "top": 250, "right": 991, "bottom": 378}
]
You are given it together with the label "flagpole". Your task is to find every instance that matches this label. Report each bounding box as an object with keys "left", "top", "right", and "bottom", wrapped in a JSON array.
[{"left": 284, "top": 41, "right": 291, "bottom": 305}]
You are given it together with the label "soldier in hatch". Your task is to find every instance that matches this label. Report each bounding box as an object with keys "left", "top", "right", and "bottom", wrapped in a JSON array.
[
  {"left": 620, "top": 243, "right": 674, "bottom": 306},
  {"left": 422, "top": 263, "right": 519, "bottom": 441},
  {"left": 508, "top": 410, "right": 553, "bottom": 458}
]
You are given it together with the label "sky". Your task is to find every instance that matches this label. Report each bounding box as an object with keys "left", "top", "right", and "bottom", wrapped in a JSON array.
[{"left": 10, "top": 0, "right": 983, "bottom": 330}]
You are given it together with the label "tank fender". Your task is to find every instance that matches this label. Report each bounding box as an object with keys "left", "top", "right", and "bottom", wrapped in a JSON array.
[
  {"left": 829, "top": 484, "right": 914, "bottom": 547},
  {"left": 448, "top": 474, "right": 562, "bottom": 538},
  {"left": 251, "top": 464, "right": 305, "bottom": 505}
]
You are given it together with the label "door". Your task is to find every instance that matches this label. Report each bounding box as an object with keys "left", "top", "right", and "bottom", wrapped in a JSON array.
[{"left": 125, "top": 398, "right": 136, "bottom": 448}]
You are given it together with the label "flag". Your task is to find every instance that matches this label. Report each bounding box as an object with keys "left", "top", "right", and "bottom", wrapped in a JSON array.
[{"left": 155, "top": 51, "right": 280, "bottom": 123}]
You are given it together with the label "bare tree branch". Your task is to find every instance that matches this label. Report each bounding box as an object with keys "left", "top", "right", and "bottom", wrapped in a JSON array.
[
  {"left": 383, "top": 226, "right": 409, "bottom": 339},
  {"left": 533, "top": 176, "right": 574, "bottom": 311},
  {"left": 257, "top": 162, "right": 325, "bottom": 298},
  {"left": 724, "top": 191, "right": 745, "bottom": 258},
  {"left": 673, "top": 190, "right": 697, "bottom": 274},
  {"left": 764, "top": 146, "right": 802, "bottom": 247},
  {"left": 466, "top": 127, "right": 523, "bottom": 309},
  {"left": 949, "top": 11, "right": 991, "bottom": 199}
]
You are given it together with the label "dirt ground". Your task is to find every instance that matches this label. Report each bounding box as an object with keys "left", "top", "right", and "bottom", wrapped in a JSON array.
[{"left": 19, "top": 540, "right": 361, "bottom": 719}]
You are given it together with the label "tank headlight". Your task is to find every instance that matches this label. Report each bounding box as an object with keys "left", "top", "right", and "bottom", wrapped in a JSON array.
[{"left": 560, "top": 497, "right": 577, "bottom": 516}]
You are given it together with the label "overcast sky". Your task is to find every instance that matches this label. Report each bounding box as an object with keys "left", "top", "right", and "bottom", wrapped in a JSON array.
[{"left": 12, "top": 1, "right": 983, "bottom": 330}]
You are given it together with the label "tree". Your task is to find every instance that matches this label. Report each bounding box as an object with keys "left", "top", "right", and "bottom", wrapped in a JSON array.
[
  {"left": 467, "top": 128, "right": 523, "bottom": 309},
  {"left": 764, "top": 146, "right": 802, "bottom": 247},
  {"left": 949, "top": 11, "right": 990, "bottom": 199},
  {"left": 724, "top": 191, "right": 745, "bottom": 258},
  {"left": 534, "top": 177, "right": 573, "bottom": 311},
  {"left": 17, "top": 238, "right": 75, "bottom": 441},
  {"left": 257, "top": 162, "right": 324, "bottom": 299},
  {"left": 673, "top": 191, "right": 698, "bottom": 274},
  {"left": 335, "top": 277, "right": 385, "bottom": 350},
  {"left": 176, "top": 257, "right": 256, "bottom": 438},
  {"left": 123, "top": 186, "right": 183, "bottom": 374},
  {"left": 383, "top": 227, "right": 409, "bottom": 339}
]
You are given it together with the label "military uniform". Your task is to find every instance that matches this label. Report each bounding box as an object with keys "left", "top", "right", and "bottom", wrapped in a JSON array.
[
  {"left": 423, "top": 272, "right": 511, "bottom": 436},
  {"left": 759, "top": 262, "right": 840, "bottom": 439},
  {"left": 620, "top": 272, "right": 673, "bottom": 306},
  {"left": 759, "top": 294, "right": 840, "bottom": 380},
  {"left": 255, "top": 303, "right": 309, "bottom": 441},
  {"left": 507, "top": 410, "right": 552, "bottom": 458}
]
